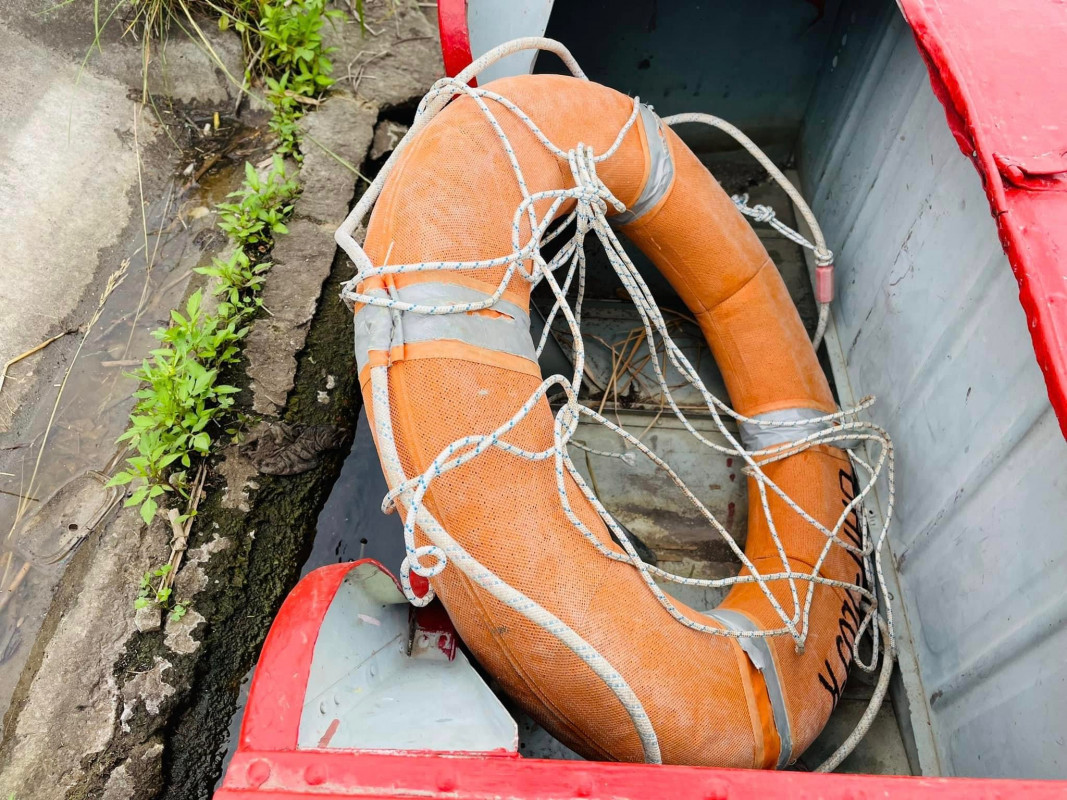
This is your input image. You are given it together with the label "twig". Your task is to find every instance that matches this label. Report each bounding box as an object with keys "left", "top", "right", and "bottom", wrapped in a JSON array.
[
  {"left": 344, "top": 0, "right": 382, "bottom": 35},
  {"left": 234, "top": 43, "right": 265, "bottom": 116},
  {"left": 291, "top": 93, "right": 322, "bottom": 107},
  {"left": 0, "top": 562, "right": 31, "bottom": 615},
  {"left": 161, "top": 463, "right": 207, "bottom": 593},
  {"left": 347, "top": 50, "right": 387, "bottom": 96},
  {"left": 0, "top": 488, "right": 38, "bottom": 502},
  {"left": 0, "top": 330, "right": 75, "bottom": 397}
]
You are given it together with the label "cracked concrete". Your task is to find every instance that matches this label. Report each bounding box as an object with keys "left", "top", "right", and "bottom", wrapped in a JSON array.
[
  {"left": 0, "top": 1, "right": 442, "bottom": 796},
  {"left": 371, "top": 120, "right": 410, "bottom": 161},
  {"left": 0, "top": 510, "right": 168, "bottom": 797},
  {"left": 245, "top": 98, "right": 377, "bottom": 415},
  {"left": 164, "top": 610, "right": 207, "bottom": 656},
  {"left": 175, "top": 534, "right": 233, "bottom": 599},
  {"left": 121, "top": 657, "right": 177, "bottom": 726},
  {"left": 326, "top": 2, "right": 442, "bottom": 110}
]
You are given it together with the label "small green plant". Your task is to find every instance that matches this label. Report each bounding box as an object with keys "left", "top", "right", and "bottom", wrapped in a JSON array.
[
  {"left": 136, "top": 564, "right": 188, "bottom": 621},
  {"left": 265, "top": 74, "right": 305, "bottom": 157},
  {"left": 259, "top": 0, "right": 341, "bottom": 83},
  {"left": 110, "top": 158, "right": 298, "bottom": 525},
  {"left": 196, "top": 249, "right": 272, "bottom": 316},
  {"left": 110, "top": 290, "right": 245, "bottom": 520},
  {"left": 217, "top": 157, "right": 298, "bottom": 244},
  {"left": 257, "top": 0, "right": 342, "bottom": 159}
]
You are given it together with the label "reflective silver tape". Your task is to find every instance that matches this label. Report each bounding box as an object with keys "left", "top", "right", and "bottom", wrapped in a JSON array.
[
  {"left": 353, "top": 282, "right": 536, "bottom": 372},
  {"left": 611, "top": 104, "right": 675, "bottom": 227},
  {"left": 707, "top": 609, "right": 793, "bottom": 769},
  {"left": 738, "top": 407, "right": 858, "bottom": 451}
]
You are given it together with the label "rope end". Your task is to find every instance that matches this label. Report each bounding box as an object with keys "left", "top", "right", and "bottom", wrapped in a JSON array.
[{"left": 815, "top": 263, "right": 834, "bottom": 304}]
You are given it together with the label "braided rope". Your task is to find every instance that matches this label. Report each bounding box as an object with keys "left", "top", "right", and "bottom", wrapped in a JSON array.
[{"left": 335, "top": 38, "right": 897, "bottom": 770}]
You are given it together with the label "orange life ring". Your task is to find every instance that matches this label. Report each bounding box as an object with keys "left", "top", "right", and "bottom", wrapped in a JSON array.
[{"left": 352, "top": 74, "right": 865, "bottom": 769}]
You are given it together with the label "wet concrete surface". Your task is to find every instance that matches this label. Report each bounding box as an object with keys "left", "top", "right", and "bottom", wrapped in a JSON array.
[{"left": 0, "top": 121, "right": 269, "bottom": 737}]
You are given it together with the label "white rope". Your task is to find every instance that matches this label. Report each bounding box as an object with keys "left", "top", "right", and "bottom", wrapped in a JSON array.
[
  {"left": 661, "top": 113, "right": 834, "bottom": 350},
  {"left": 335, "top": 38, "right": 895, "bottom": 771}
]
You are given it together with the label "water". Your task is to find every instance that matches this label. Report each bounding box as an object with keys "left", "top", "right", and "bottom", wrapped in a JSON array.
[
  {"left": 0, "top": 121, "right": 265, "bottom": 735},
  {"left": 300, "top": 406, "right": 405, "bottom": 577}
]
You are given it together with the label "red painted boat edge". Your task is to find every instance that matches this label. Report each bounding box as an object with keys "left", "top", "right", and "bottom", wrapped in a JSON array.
[
  {"left": 899, "top": 0, "right": 1067, "bottom": 439},
  {"left": 239, "top": 560, "right": 397, "bottom": 752},
  {"left": 436, "top": 0, "right": 476, "bottom": 86},
  {"left": 217, "top": 561, "right": 1067, "bottom": 798},
  {"left": 216, "top": 747, "right": 1067, "bottom": 799}
]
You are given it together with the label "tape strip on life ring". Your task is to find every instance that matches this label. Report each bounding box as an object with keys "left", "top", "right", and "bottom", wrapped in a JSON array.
[
  {"left": 354, "top": 283, "right": 535, "bottom": 374},
  {"left": 707, "top": 609, "right": 793, "bottom": 769},
  {"left": 610, "top": 104, "right": 675, "bottom": 227}
]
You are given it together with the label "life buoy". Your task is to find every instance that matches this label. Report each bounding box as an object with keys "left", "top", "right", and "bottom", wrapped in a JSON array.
[{"left": 348, "top": 72, "right": 867, "bottom": 769}]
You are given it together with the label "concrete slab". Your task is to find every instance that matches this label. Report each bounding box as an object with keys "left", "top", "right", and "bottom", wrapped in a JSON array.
[
  {"left": 0, "top": 3, "right": 437, "bottom": 792},
  {"left": 0, "top": 24, "right": 149, "bottom": 432},
  {"left": 325, "top": 0, "right": 443, "bottom": 110}
]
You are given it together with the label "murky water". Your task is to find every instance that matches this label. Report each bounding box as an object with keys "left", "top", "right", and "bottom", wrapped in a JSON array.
[
  {"left": 300, "top": 407, "right": 405, "bottom": 577},
  {"left": 0, "top": 121, "right": 266, "bottom": 735}
]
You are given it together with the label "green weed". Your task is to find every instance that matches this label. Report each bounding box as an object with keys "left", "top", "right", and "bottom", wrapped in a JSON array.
[
  {"left": 217, "top": 157, "right": 298, "bottom": 243},
  {"left": 104, "top": 0, "right": 336, "bottom": 617},
  {"left": 196, "top": 249, "right": 271, "bottom": 316},
  {"left": 109, "top": 289, "right": 245, "bottom": 521},
  {"left": 136, "top": 563, "right": 189, "bottom": 620},
  {"left": 258, "top": 0, "right": 343, "bottom": 159},
  {"left": 109, "top": 157, "right": 299, "bottom": 525}
]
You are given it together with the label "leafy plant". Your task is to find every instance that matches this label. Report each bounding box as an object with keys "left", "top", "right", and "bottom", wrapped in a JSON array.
[
  {"left": 217, "top": 157, "right": 298, "bottom": 244},
  {"left": 265, "top": 73, "right": 305, "bottom": 157},
  {"left": 136, "top": 563, "right": 189, "bottom": 621},
  {"left": 195, "top": 249, "right": 271, "bottom": 316},
  {"left": 256, "top": 0, "right": 342, "bottom": 158},
  {"left": 259, "top": 0, "right": 341, "bottom": 83},
  {"left": 110, "top": 290, "right": 245, "bottom": 519},
  {"left": 110, "top": 157, "right": 298, "bottom": 524},
  {"left": 104, "top": 0, "right": 335, "bottom": 614}
]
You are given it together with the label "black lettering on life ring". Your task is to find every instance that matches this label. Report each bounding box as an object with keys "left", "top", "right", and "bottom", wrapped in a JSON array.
[{"left": 817, "top": 467, "right": 868, "bottom": 707}]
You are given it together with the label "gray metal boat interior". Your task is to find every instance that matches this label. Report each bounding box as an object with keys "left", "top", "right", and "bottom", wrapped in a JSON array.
[{"left": 312, "top": 0, "right": 1066, "bottom": 780}]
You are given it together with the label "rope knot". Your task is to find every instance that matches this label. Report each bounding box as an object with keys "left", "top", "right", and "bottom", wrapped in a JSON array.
[{"left": 568, "top": 144, "right": 625, "bottom": 232}]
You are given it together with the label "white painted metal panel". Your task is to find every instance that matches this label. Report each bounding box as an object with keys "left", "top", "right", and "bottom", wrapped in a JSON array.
[
  {"left": 799, "top": 0, "right": 1067, "bottom": 779},
  {"left": 467, "top": 0, "right": 555, "bottom": 85},
  {"left": 299, "top": 564, "right": 518, "bottom": 752}
]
